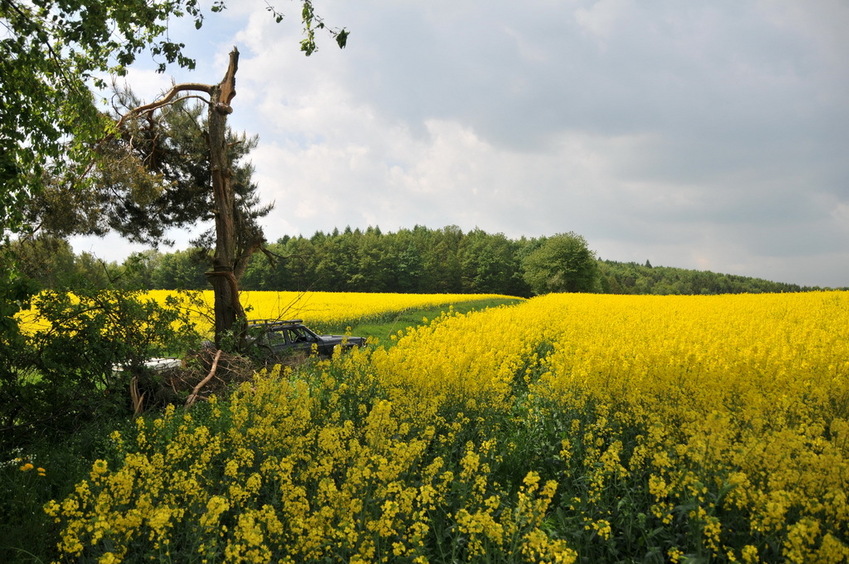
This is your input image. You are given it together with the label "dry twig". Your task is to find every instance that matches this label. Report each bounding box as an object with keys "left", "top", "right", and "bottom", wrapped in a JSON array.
[
  {"left": 185, "top": 349, "right": 222, "bottom": 407},
  {"left": 130, "top": 375, "right": 146, "bottom": 418}
]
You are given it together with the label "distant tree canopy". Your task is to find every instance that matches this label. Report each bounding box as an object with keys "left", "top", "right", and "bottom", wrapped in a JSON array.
[
  {"left": 10, "top": 235, "right": 112, "bottom": 290},
  {"left": 595, "top": 260, "right": 822, "bottom": 295},
  {"left": 521, "top": 232, "right": 599, "bottom": 294},
  {"left": 17, "top": 226, "right": 831, "bottom": 297},
  {"left": 243, "top": 226, "right": 533, "bottom": 297}
]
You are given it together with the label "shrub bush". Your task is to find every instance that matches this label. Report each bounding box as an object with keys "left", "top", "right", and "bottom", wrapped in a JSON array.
[{"left": 4, "top": 289, "right": 201, "bottom": 443}]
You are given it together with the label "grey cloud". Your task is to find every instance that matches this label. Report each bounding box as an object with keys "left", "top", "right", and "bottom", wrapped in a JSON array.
[{"left": 92, "top": 0, "right": 849, "bottom": 287}]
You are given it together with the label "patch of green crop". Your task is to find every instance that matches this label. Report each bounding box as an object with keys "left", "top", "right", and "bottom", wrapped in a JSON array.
[{"left": 332, "top": 297, "right": 524, "bottom": 346}]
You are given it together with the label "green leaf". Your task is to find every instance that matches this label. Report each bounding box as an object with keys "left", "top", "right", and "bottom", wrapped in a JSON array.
[{"left": 336, "top": 29, "right": 349, "bottom": 49}]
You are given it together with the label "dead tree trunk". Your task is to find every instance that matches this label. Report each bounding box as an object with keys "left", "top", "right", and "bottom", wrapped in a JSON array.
[
  {"left": 115, "top": 47, "right": 247, "bottom": 348},
  {"left": 114, "top": 47, "right": 251, "bottom": 348},
  {"left": 205, "top": 48, "right": 246, "bottom": 347}
]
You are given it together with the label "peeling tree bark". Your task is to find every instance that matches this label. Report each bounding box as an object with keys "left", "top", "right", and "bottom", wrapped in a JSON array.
[
  {"left": 205, "top": 47, "right": 246, "bottom": 346},
  {"left": 115, "top": 47, "right": 248, "bottom": 348}
]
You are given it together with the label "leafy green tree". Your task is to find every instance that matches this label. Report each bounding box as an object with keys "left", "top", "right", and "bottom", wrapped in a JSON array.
[
  {"left": 283, "top": 236, "right": 320, "bottom": 291},
  {"left": 10, "top": 235, "right": 120, "bottom": 289},
  {"left": 350, "top": 227, "right": 395, "bottom": 292},
  {"left": 596, "top": 259, "right": 819, "bottom": 295},
  {"left": 25, "top": 89, "right": 271, "bottom": 253},
  {"left": 116, "top": 250, "right": 164, "bottom": 290},
  {"left": 240, "top": 242, "right": 281, "bottom": 290},
  {"left": 1, "top": 0, "right": 346, "bottom": 239},
  {"left": 73, "top": 252, "right": 116, "bottom": 289},
  {"left": 313, "top": 228, "right": 358, "bottom": 290},
  {"left": 9, "top": 235, "right": 77, "bottom": 289},
  {"left": 150, "top": 249, "right": 209, "bottom": 290},
  {"left": 419, "top": 225, "right": 464, "bottom": 293},
  {"left": 1, "top": 0, "right": 200, "bottom": 236},
  {"left": 389, "top": 230, "right": 426, "bottom": 293},
  {"left": 460, "top": 228, "right": 529, "bottom": 295},
  {"left": 522, "top": 232, "right": 599, "bottom": 294}
]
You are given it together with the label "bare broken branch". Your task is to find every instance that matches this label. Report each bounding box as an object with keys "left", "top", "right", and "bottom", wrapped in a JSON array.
[
  {"left": 185, "top": 349, "right": 222, "bottom": 407},
  {"left": 216, "top": 47, "right": 239, "bottom": 112},
  {"left": 130, "top": 375, "right": 146, "bottom": 418},
  {"left": 116, "top": 82, "right": 213, "bottom": 130}
]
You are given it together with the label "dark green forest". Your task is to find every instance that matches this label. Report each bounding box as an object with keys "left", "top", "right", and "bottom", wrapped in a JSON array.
[{"left": 12, "top": 226, "right": 832, "bottom": 297}]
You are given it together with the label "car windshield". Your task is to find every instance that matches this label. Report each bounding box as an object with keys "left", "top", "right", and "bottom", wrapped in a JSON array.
[{"left": 286, "top": 327, "right": 314, "bottom": 343}]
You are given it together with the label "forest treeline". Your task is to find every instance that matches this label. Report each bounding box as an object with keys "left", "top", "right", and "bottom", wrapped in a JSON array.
[{"left": 15, "top": 226, "right": 831, "bottom": 296}]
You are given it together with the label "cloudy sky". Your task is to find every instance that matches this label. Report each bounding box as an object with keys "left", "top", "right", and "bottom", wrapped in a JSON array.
[{"left": 71, "top": 0, "right": 849, "bottom": 287}]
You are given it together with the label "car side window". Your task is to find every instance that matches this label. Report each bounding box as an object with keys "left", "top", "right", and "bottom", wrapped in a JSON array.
[{"left": 266, "top": 330, "right": 287, "bottom": 346}]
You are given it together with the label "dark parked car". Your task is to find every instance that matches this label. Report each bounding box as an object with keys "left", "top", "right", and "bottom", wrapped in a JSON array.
[{"left": 247, "top": 319, "right": 366, "bottom": 360}]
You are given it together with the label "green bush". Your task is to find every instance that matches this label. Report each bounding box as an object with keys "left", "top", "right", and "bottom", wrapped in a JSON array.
[{"left": 3, "top": 289, "right": 201, "bottom": 443}]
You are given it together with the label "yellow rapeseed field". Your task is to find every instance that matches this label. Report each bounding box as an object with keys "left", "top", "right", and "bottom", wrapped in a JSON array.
[
  {"left": 46, "top": 291, "right": 849, "bottom": 563},
  {"left": 144, "top": 289, "right": 517, "bottom": 328},
  {"left": 233, "top": 290, "right": 517, "bottom": 326},
  {"left": 15, "top": 290, "right": 516, "bottom": 335}
]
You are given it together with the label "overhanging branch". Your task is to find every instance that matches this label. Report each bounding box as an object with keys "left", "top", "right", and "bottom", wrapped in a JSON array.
[{"left": 115, "top": 82, "right": 213, "bottom": 129}]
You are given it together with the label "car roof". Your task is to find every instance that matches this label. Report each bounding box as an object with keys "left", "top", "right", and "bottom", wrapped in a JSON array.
[{"left": 247, "top": 319, "right": 305, "bottom": 328}]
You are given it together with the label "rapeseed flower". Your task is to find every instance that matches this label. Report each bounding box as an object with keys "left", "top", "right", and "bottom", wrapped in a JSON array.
[{"left": 43, "top": 291, "right": 849, "bottom": 562}]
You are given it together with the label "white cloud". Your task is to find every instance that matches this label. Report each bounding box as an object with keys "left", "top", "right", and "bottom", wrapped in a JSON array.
[{"left": 71, "top": 1, "right": 849, "bottom": 288}]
